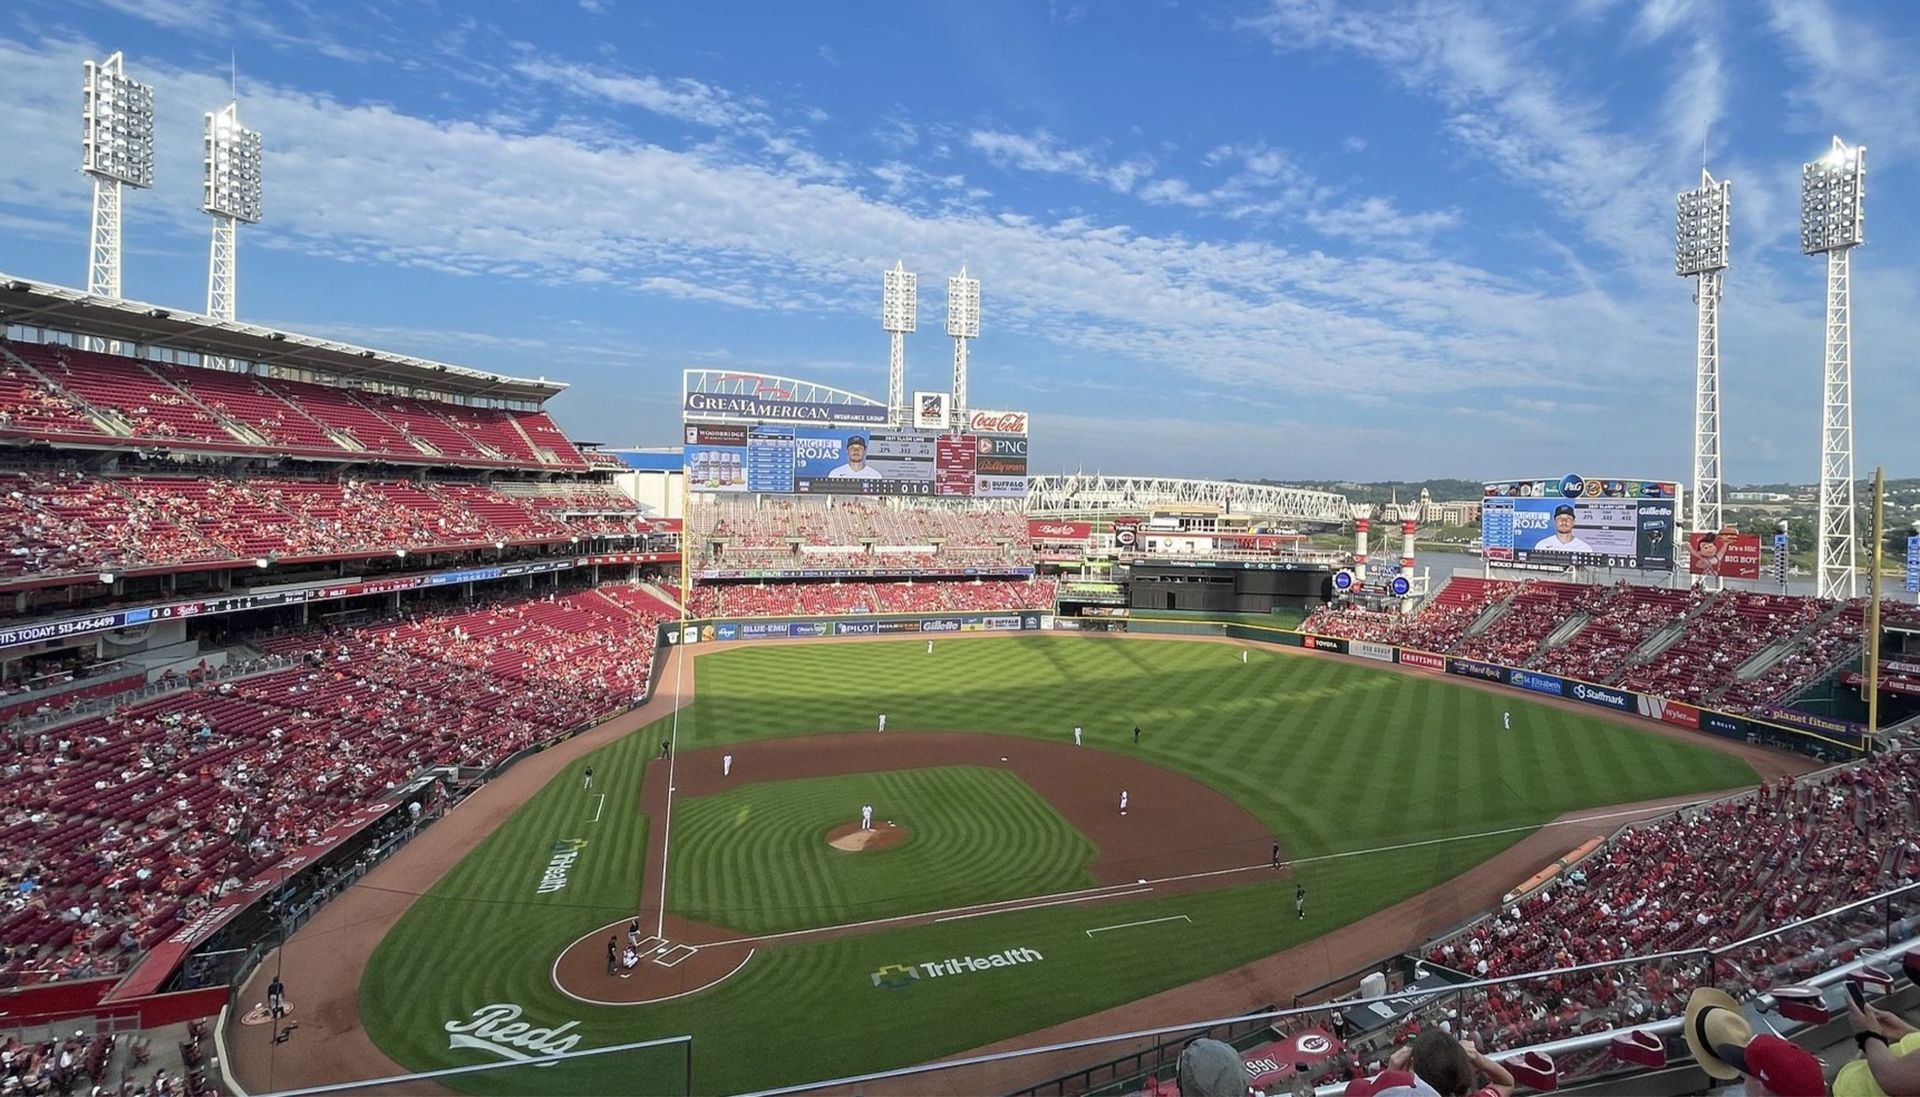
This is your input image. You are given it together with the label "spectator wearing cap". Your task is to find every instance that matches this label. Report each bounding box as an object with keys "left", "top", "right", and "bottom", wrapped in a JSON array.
[
  {"left": 1840, "top": 988, "right": 1920, "bottom": 1097},
  {"left": 1683, "top": 987, "right": 1828, "bottom": 1096},
  {"left": 1177, "top": 1038, "right": 1245, "bottom": 1097}
]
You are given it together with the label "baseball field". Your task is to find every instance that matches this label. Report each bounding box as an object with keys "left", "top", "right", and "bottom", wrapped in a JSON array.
[{"left": 332, "top": 634, "right": 1762, "bottom": 1094}]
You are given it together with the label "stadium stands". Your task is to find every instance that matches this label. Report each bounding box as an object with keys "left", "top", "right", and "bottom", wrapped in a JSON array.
[
  {"left": 1616, "top": 592, "right": 1824, "bottom": 703},
  {"left": 0, "top": 340, "right": 589, "bottom": 470},
  {"left": 689, "top": 498, "right": 1030, "bottom": 574},
  {"left": 0, "top": 467, "right": 654, "bottom": 582},
  {"left": 1531, "top": 584, "right": 1706, "bottom": 680},
  {"left": 1419, "top": 748, "right": 1920, "bottom": 1057},
  {"left": 1303, "top": 575, "right": 1896, "bottom": 716},
  {"left": 0, "top": 587, "right": 669, "bottom": 986},
  {"left": 685, "top": 578, "right": 1057, "bottom": 618}
]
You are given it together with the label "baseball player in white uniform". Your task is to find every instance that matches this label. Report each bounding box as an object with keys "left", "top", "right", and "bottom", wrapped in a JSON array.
[
  {"left": 723, "top": 753, "right": 733, "bottom": 777},
  {"left": 1503, "top": 711, "right": 1511, "bottom": 730},
  {"left": 927, "top": 639, "right": 934, "bottom": 654},
  {"left": 1073, "top": 725, "right": 1083, "bottom": 746},
  {"left": 860, "top": 803, "right": 873, "bottom": 831},
  {"left": 1119, "top": 790, "right": 1129, "bottom": 815},
  {"left": 878, "top": 713, "right": 887, "bottom": 732}
]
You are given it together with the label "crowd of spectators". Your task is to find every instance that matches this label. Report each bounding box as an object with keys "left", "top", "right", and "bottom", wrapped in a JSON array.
[
  {"left": 0, "top": 467, "right": 660, "bottom": 582},
  {"left": 1617, "top": 591, "right": 1824, "bottom": 703},
  {"left": 689, "top": 498, "right": 1030, "bottom": 574},
  {"left": 1415, "top": 748, "right": 1918, "bottom": 1058},
  {"left": 684, "top": 578, "right": 1057, "bottom": 618},
  {"left": 0, "top": 587, "right": 668, "bottom": 987},
  {"left": 0, "top": 339, "right": 587, "bottom": 471},
  {"left": 1530, "top": 584, "right": 1705, "bottom": 681},
  {"left": 1303, "top": 576, "right": 1893, "bottom": 715}
]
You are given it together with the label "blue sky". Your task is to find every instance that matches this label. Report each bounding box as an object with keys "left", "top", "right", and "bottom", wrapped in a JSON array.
[{"left": 1, "top": 0, "right": 1917, "bottom": 482}]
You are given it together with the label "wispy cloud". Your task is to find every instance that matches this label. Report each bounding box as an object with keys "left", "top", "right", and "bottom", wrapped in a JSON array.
[
  {"left": 511, "top": 57, "right": 769, "bottom": 131},
  {"left": 966, "top": 129, "right": 1155, "bottom": 194}
]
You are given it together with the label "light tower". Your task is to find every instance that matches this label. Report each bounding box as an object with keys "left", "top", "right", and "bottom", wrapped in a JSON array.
[
  {"left": 1800, "top": 136, "right": 1866, "bottom": 600},
  {"left": 1676, "top": 169, "right": 1731, "bottom": 588},
  {"left": 881, "top": 262, "right": 916, "bottom": 425},
  {"left": 203, "top": 100, "right": 263, "bottom": 323},
  {"left": 81, "top": 52, "right": 156, "bottom": 308},
  {"left": 947, "top": 267, "right": 980, "bottom": 426}
]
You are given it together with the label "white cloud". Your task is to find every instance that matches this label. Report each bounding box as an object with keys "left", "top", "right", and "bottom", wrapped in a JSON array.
[
  {"left": 511, "top": 57, "right": 769, "bottom": 131},
  {"left": 1764, "top": 0, "right": 1920, "bottom": 155},
  {"left": 966, "top": 129, "right": 1155, "bottom": 194},
  {"left": 1241, "top": 0, "right": 1668, "bottom": 262}
]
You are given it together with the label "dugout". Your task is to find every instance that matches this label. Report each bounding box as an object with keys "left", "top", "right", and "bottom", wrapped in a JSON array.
[{"left": 1127, "top": 561, "right": 1333, "bottom": 615}]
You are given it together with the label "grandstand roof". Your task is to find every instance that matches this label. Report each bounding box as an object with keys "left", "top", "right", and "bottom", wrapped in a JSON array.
[{"left": 0, "top": 273, "right": 565, "bottom": 403}]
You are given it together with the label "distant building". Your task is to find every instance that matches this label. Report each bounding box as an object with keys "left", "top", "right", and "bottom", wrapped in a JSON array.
[
  {"left": 1417, "top": 488, "right": 1480, "bottom": 526},
  {"left": 1729, "top": 491, "right": 1792, "bottom": 503}
]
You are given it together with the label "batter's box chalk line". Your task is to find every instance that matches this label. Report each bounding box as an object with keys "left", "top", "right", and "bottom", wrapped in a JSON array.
[{"left": 655, "top": 943, "right": 699, "bottom": 968}]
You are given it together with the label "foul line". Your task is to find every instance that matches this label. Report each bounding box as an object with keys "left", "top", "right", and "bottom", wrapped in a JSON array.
[
  {"left": 934, "top": 887, "right": 1152, "bottom": 923},
  {"left": 1087, "top": 914, "right": 1190, "bottom": 937},
  {"left": 589, "top": 792, "right": 605, "bottom": 823}
]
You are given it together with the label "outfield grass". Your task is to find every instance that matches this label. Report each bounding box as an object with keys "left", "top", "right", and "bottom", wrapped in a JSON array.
[
  {"left": 360, "top": 636, "right": 1758, "bottom": 1094},
  {"left": 666, "top": 766, "right": 1096, "bottom": 934}
]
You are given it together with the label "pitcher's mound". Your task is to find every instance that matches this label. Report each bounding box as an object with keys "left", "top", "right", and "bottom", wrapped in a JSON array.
[{"left": 826, "top": 821, "right": 907, "bottom": 852}]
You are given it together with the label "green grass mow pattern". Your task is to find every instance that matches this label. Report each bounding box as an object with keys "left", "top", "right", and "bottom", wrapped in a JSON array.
[
  {"left": 359, "top": 636, "right": 1759, "bottom": 1094},
  {"left": 666, "top": 766, "right": 1096, "bottom": 935}
]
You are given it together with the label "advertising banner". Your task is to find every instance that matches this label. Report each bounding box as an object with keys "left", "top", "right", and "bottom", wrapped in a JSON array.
[
  {"left": 1447, "top": 658, "right": 1505, "bottom": 683},
  {"left": 1350, "top": 640, "right": 1396, "bottom": 663},
  {"left": 715, "top": 623, "right": 739, "bottom": 641},
  {"left": 740, "top": 621, "right": 792, "bottom": 639},
  {"left": 1568, "top": 680, "right": 1635, "bottom": 712},
  {"left": 1699, "top": 710, "right": 1747, "bottom": 738},
  {"left": 1752, "top": 705, "right": 1868, "bottom": 741},
  {"left": 913, "top": 391, "right": 950, "bottom": 430},
  {"left": 1844, "top": 672, "right": 1920, "bottom": 698},
  {"left": 834, "top": 621, "right": 877, "bottom": 636},
  {"left": 1028, "top": 520, "right": 1092, "bottom": 541},
  {"left": 683, "top": 391, "right": 888, "bottom": 424},
  {"left": 1908, "top": 536, "right": 1919, "bottom": 595},
  {"left": 964, "top": 409, "right": 1029, "bottom": 436},
  {"left": 1507, "top": 669, "right": 1566, "bottom": 697},
  {"left": 1637, "top": 695, "right": 1701, "bottom": 729},
  {"left": 1305, "top": 635, "right": 1347, "bottom": 653},
  {"left": 1399, "top": 649, "right": 1447, "bottom": 671},
  {"left": 1688, "top": 532, "right": 1762, "bottom": 579}
]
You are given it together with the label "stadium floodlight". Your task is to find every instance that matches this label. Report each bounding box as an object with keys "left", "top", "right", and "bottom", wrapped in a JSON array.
[
  {"left": 1675, "top": 170, "right": 1731, "bottom": 587},
  {"left": 946, "top": 268, "right": 980, "bottom": 423},
  {"left": 1801, "top": 136, "right": 1866, "bottom": 600},
  {"left": 81, "top": 52, "right": 156, "bottom": 306},
  {"left": 204, "top": 101, "right": 263, "bottom": 324},
  {"left": 881, "top": 262, "right": 916, "bottom": 425}
]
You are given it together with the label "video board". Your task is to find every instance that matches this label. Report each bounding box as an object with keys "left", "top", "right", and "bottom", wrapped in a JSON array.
[
  {"left": 685, "top": 423, "right": 1027, "bottom": 498},
  {"left": 1480, "top": 476, "right": 1680, "bottom": 571}
]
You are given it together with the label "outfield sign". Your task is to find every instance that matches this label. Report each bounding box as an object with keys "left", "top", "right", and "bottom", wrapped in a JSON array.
[
  {"left": 1349, "top": 640, "right": 1396, "bottom": 663},
  {"left": 1506, "top": 669, "right": 1565, "bottom": 697},
  {"left": 1447, "top": 658, "right": 1504, "bottom": 683},
  {"left": 1399, "top": 649, "right": 1446, "bottom": 671},
  {"left": 871, "top": 946, "right": 1044, "bottom": 989},
  {"left": 445, "top": 1004, "right": 586, "bottom": 1061},
  {"left": 1568, "top": 682, "right": 1633, "bottom": 712}
]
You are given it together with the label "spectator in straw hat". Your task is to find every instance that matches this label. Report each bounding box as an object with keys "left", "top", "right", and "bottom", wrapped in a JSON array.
[{"left": 1683, "top": 987, "right": 1829, "bottom": 1096}]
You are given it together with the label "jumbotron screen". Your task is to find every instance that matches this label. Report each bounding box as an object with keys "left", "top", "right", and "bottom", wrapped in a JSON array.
[
  {"left": 684, "top": 423, "right": 1027, "bottom": 498},
  {"left": 1480, "top": 476, "right": 1680, "bottom": 571}
]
